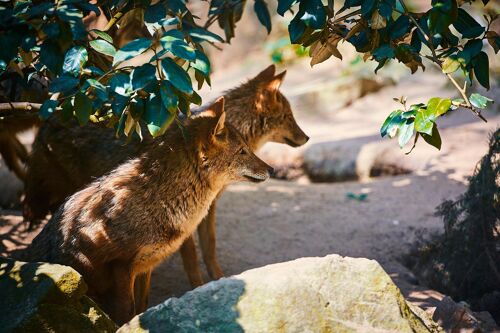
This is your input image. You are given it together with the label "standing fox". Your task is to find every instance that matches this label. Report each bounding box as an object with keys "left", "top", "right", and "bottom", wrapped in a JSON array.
[
  {"left": 21, "top": 98, "right": 273, "bottom": 324},
  {"left": 23, "top": 65, "right": 309, "bottom": 289}
]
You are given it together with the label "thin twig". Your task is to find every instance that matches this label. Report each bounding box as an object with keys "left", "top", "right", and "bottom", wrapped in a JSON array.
[
  {"left": 104, "top": 11, "right": 123, "bottom": 31},
  {"left": 332, "top": 9, "right": 362, "bottom": 24}
]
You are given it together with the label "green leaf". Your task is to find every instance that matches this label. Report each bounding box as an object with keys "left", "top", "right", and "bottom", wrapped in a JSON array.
[
  {"left": 461, "top": 39, "right": 483, "bottom": 62},
  {"left": 113, "top": 38, "right": 152, "bottom": 65},
  {"left": 26, "top": 2, "right": 54, "bottom": 18},
  {"left": 288, "top": 16, "right": 306, "bottom": 43},
  {"left": 74, "top": 93, "right": 92, "bottom": 125},
  {"left": 421, "top": 124, "right": 442, "bottom": 150},
  {"left": 170, "top": 42, "right": 196, "bottom": 61},
  {"left": 389, "top": 15, "right": 411, "bottom": 39},
  {"left": 398, "top": 118, "right": 415, "bottom": 148},
  {"left": 89, "top": 39, "right": 116, "bottom": 57},
  {"left": 372, "top": 45, "right": 395, "bottom": 61},
  {"left": 60, "top": 98, "right": 73, "bottom": 122},
  {"left": 39, "top": 100, "right": 58, "bottom": 120},
  {"left": 380, "top": 110, "right": 404, "bottom": 138},
  {"left": 40, "top": 40, "right": 64, "bottom": 74},
  {"left": 161, "top": 58, "right": 193, "bottom": 94},
  {"left": 191, "top": 50, "right": 210, "bottom": 76},
  {"left": 453, "top": 8, "right": 484, "bottom": 39},
  {"left": 415, "top": 108, "right": 434, "bottom": 135},
  {"left": 131, "top": 64, "right": 156, "bottom": 91},
  {"left": 84, "top": 79, "right": 108, "bottom": 101},
  {"left": 144, "top": 94, "right": 174, "bottom": 137},
  {"left": 277, "top": 0, "right": 298, "bottom": 16},
  {"left": 472, "top": 51, "right": 489, "bottom": 90},
  {"left": 159, "top": 81, "right": 179, "bottom": 113},
  {"left": 85, "top": 66, "right": 104, "bottom": 76},
  {"left": 49, "top": 75, "right": 80, "bottom": 94},
  {"left": 426, "top": 97, "right": 452, "bottom": 118},
  {"left": 91, "top": 29, "right": 113, "bottom": 43},
  {"left": 442, "top": 55, "right": 461, "bottom": 74},
  {"left": 300, "top": 0, "right": 326, "bottom": 29},
  {"left": 110, "top": 73, "right": 132, "bottom": 96},
  {"left": 145, "top": 2, "right": 166, "bottom": 23},
  {"left": 469, "top": 93, "right": 493, "bottom": 109},
  {"left": 56, "top": 3, "right": 86, "bottom": 40},
  {"left": 361, "top": 0, "right": 376, "bottom": 17},
  {"left": 62, "top": 46, "right": 88, "bottom": 77},
  {"left": 254, "top": 0, "right": 272, "bottom": 33},
  {"left": 188, "top": 28, "right": 224, "bottom": 43}
]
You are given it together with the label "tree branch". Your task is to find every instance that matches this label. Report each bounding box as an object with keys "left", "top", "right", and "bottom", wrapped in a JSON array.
[
  {"left": 398, "top": 0, "right": 487, "bottom": 123},
  {"left": 0, "top": 102, "right": 41, "bottom": 113}
]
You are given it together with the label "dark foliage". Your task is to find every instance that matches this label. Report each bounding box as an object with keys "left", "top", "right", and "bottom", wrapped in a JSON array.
[{"left": 415, "top": 128, "right": 500, "bottom": 320}]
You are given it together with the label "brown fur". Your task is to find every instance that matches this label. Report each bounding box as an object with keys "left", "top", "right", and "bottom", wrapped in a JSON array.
[
  {"left": 21, "top": 98, "right": 272, "bottom": 324},
  {"left": 23, "top": 65, "right": 309, "bottom": 302},
  {"left": 0, "top": 70, "right": 45, "bottom": 181}
]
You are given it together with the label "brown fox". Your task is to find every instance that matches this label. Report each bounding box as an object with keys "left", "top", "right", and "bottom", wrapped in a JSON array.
[
  {"left": 0, "top": 71, "right": 45, "bottom": 181},
  {"left": 21, "top": 98, "right": 273, "bottom": 324},
  {"left": 23, "top": 65, "right": 309, "bottom": 289}
]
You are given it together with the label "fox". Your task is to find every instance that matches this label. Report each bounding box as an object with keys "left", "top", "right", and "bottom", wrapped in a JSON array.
[
  {"left": 23, "top": 65, "right": 309, "bottom": 291},
  {"left": 20, "top": 98, "right": 273, "bottom": 324},
  {"left": 0, "top": 70, "right": 46, "bottom": 181},
  {"left": 0, "top": 119, "right": 35, "bottom": 181}
]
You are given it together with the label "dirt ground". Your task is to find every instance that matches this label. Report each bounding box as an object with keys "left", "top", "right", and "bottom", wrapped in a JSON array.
[{"left": 1, "top": 118, "right": 498, "bottom": 315}]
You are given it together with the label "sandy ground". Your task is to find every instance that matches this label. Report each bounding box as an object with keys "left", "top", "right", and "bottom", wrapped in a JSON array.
[
  {"left": 2, "top": 116, "right": 497, "bottom": 315},
  {"left": 0, "top": 58, "right": 498, "bottom": 315}
]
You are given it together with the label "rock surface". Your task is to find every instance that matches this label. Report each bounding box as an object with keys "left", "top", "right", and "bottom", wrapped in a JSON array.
[
  {"left": 120, "top": 255, "right": 441, "bottom": 333},
  {"left": 0, "top": 257, "right": 117, "bottom": 332},
  {"left": 432, "top": 296, "right": 499, "bottom": 333}
]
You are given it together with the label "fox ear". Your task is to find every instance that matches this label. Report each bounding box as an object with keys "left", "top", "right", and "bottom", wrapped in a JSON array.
[
  {"left": 254, "top": 65, "right": 276, "bottom": 82},
  {"left": 203, "top": 96, "right": 225, "bottom": 118},
  {"left": 265, "top": 70, "right": 287, "bottom": 92},
  {"left": 208, "top": 97, "right": 226, "bottom": 137}
]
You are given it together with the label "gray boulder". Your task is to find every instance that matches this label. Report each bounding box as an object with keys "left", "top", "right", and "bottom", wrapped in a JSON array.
[
  {"left": 303, "top": 138, "right": 413, "bottom": 182},
  {"left": 120, "top": 255, "right": 441, "bottom": 333}
]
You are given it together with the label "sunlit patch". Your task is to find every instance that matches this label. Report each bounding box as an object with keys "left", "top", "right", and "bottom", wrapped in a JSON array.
[
  {"left": 227, "top": 184, "right": 259, "bottom": 192},
  {"left": 391, "top": 178, "right": 411, "bottom": 187},
  {"left": 265, "top": 185, "right": 297, "bottom": 195}
]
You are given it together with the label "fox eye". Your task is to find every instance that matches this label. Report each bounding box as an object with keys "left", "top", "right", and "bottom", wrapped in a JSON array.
[{"left": 239, "top": 148, "right": 247, "bottom": 155}]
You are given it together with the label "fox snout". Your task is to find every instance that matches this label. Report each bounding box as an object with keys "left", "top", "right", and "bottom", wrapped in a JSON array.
[
  {"left": 242, "top": 155, "right": 274, "bottom": 183},
  {"left": 284, "top": 124, "right": 309, "bottom": 148}
]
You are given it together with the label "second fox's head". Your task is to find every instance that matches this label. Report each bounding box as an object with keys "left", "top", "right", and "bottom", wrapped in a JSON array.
[
  {"left": 225, "top": 65, "right": 309, "bottom": 150},
  {"left": 192, "top": 97, "right": 273, "bottom": 185}
]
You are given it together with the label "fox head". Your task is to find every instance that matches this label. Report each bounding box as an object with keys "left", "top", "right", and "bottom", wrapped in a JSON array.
[
  {"left": 194, "top": 97, "right": 273, "bottom": 185},
  {"left": 224, "top": 65, "right": 309, "bottom": 151}
]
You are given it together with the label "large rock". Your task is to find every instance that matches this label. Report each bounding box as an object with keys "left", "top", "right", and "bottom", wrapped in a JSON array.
[
  {"left": 0, "top": 258, "right": 117, "bottom": 332},
  {"left": 303, "top": 138, "right": 413, "bottom": 182},
  {"left": 120, "top": 255, "right": 441, "bottom": 333}
]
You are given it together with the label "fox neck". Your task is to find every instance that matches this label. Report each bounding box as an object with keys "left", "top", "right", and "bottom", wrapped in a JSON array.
[
  {"left": 136, "top": 139, "right": 221, "bottom": 226},
  {"left": 224, "top": 96, "right": 269, "bottom": 152}
]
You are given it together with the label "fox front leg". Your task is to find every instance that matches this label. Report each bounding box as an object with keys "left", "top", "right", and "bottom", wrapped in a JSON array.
[
  {"left": 198, "top": 202, "right": 224, "bottom": 280},
  {"left": 180, "top": 235, "right": 205, "bottom": 287},
  {"left": 109, "top": 263, "right": 136, "bottom": 325},
  {"left": 134, "top": 270, "right": 152, "bottom": 313}
]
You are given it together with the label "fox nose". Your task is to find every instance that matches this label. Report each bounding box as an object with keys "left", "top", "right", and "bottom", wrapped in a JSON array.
[
  {"left": 268, "top": 166, "right": 275, "bottom": 176},
  {"left": 303, "top": 135, "right": 310, "bottom": 143}
]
